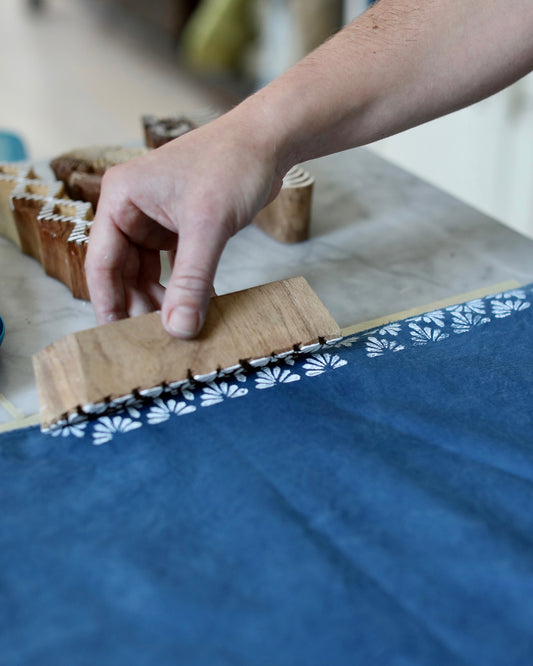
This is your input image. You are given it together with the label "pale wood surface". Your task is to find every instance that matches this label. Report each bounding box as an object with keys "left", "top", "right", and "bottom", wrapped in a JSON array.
[
  {"left": 33, "top": 277, "right": 341, "bottom": 429},
  {"left": 340, "top": 280, "right": 521, "bottom": 336}
]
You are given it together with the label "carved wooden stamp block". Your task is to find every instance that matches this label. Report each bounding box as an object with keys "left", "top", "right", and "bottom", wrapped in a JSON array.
[
  {"left": 38, "top": 198, "right": 93, "bottom": 291},
  {"left": 11, "top": 180, "right": 65, "bottom": 262},
  {"left": 0, "top": 164, "right": 38, "bottom": 248},
  {"left": 67, "top": 217, "right": 93, "bottom": 301},
  {"left": 33, "top": 277, "right": 341, "bottom": 431}
]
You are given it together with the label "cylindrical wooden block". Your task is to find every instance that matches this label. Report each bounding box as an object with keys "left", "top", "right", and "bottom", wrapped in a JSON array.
[{"left": 253, "top": 165, "right": 314, "bottom": 243}]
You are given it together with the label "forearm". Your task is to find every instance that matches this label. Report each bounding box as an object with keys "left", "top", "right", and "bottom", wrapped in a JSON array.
[
  {"left": 86, "top": 0, "right": 533, "bottom": 337},
  {"left": 238, "top": 0, "right": 533, "bottom": 175}
]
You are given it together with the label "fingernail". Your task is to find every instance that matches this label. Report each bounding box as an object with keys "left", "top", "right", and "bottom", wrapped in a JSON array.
[{"left": 167, "top": 306, "right": 200, "bottom": 338}]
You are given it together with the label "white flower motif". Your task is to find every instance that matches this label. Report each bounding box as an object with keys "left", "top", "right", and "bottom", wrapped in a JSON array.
[
  {"left": 126, "top": 405, "right": 142, "bottom": 419},
  {"left": 92, "top": 415, "right": 142, "bottom": 446},
  {"left": 408, "top": 323, "right": 449, "bottom": 345},
  {"left": 491, "top": 299, "right": 531, "bottom": 318},
  {"left": 147, "top": 398, "right": 196, "bottom": 425},
  {"left": 333, "top": 335, "right": 360, "bottom": 348},
  {"left": 181, "top": 388, "right": 195, "bottom": 401},
  {"left": 50, "top": 421, "right": 87, "bottom": 438},
  {"left": 408, "top": 310, "right": 445, "bottom": 327},
  {"left": 255, "top": 366, "right": 301, "bottom": 389},
  {"left": 451, "top": 311, "right": 490, "bottom": 334},
  {"left": 447, "top": 299, "right": 486, "bottom": 315},
  {"left": 376, "top": 322, "right": 402, "bottom": 336},
  {"left": 365, "top": 336, "right": 405, "bottom": 358},
  {"left": 200, "top": 382, "right": 248, "bottom": 407},
  {"left": 492, "top": 289, "right": 527, "bottom": 301},
  {"left": 302, "top": 353, "right": 348, "bottom": 377}
]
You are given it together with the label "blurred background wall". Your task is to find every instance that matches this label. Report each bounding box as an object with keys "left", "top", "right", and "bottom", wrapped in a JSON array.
[
  {"left": 344, "top": 0, "right": 533, "bottom": 240},
  {"left": 1, "top": 0, "right": 532, "bottom": 238}
]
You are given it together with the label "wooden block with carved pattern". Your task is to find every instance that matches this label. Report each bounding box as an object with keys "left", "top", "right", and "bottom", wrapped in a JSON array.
[
  {"left": 0, "top": 164, "right": 39, "bottom": 248},
  {"left": 11, "top": 180, "right": 66, "bottom": 263},
  {"left": 38, "top": 198, "right": 93, "bottom": 291},
  {"left": 67, "top": 218, "right": 93, "bottom": 301},
  {"left": 33, "top": 277, "right": 341, "bottom": 431}
]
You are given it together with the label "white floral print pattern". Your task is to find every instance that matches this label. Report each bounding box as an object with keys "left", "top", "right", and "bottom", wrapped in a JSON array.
[
  {"left": 51, "top": 421, "right": 87, "bottom": 438},
  {"left": 200, "top": 382, "right": 248, "bottom": 407},
  {"left": 365, "top": 337, "right": 405, "bottom": 358},
  {"left": 255, "top": 366, "right": 301, "bottom": 389},
  {"left": 47, "top": 285, "right": 533, "bottom": 444},
  {"left": 407, "top": 310, "right": 446, "bottom": 327},
  {"left": 376, "top": 322, "right": 402, "bottom": 336},
  {"left": 491, "top": 299, "right": 531, "bottom": 318},
  {"left": 147, "top": 399, "right": 196, "bottom": 425},
  {"left": 492, "top": 289, "right": 527, "bottom": 301},
  {"left": 334, "top": 335, "right": 360, "bottom": 348},
  {"left": 447, "top": 299, "right": 486, "bottom": 315},
  {"left": 409, "top": 323, "right": 449, "bottom": 345},
  {"left": 303, "top": 353, "right": 348, "bottom": 376},
  {"left": 450, "top": 311, "right": 490, "bottom": 334},
  {"left": 92, "top": 415, "right": 142, "bottom": 446}
]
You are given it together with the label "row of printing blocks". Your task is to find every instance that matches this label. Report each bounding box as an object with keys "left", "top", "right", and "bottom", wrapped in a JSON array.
[{"left": 0, "top": 163, "right": 92, "bottom": 301}]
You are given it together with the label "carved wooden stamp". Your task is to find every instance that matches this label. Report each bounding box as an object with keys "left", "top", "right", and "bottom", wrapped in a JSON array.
[
  {"left": 11, "top": 180, "right": 65, "bottom": 262},
  {"left": 0, "top": 164, "right": 38, "bottom": 248},
  {"left": 33, "top": 277, "right": 341, "bottom": 431},
  {"left": 38, "top": 198, "right": 93, "bottom": 291},
  {"left": 67, "top": 218, "right": 93, "bottom": 301}
]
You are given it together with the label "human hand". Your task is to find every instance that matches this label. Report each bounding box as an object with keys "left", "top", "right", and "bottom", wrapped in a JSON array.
[{"left": 85, "top": 109, "right": 284, "bottom": 338}]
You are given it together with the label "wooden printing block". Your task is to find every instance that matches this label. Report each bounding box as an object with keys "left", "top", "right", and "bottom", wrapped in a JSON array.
[
  {"left": 11, "top": 180, "right": 65, "bottom": 262},
  {"left": 67, "top": 218, "right": 92, "bottom": 300},
  {"left": 50, "top": 145, "right": 147, "bottom": 210},
  {"left": 38, "top": 198, "right": 94, "bottom": 291},
  {"left": 33, "top": 276, "right": 341, "bottom": 431},
  {"left": 253, "top": 165, "right": 314, "bottom": 243},
  {"left": 0, "top": 164, "right": 38, "bottom": 248},
  {"left": 142, "top": 113, "right": 196, "bottom": 149},
  {"left": 67, "top": 171, "right": 103, "bottom": 210}
]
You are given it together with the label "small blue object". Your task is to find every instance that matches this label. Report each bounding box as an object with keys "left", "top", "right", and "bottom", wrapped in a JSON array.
[
  {"left": 0, "top": 317, "right": 4, "bottom": 346},
  {"left": 0, "top": 131, "right": 28, "bottom": 162}
]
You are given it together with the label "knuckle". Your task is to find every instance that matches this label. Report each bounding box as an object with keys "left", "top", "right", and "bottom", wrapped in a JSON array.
[
  {"left": 171, "top": 271, "right": 212, "bottom": 296},
  {"left": 101, "top": 163, "right": 123, "bottom": 186}
]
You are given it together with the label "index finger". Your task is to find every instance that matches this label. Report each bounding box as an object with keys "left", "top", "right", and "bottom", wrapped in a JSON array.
[{"left": 85, "top": 209, "right": 131, "bottom": 325}]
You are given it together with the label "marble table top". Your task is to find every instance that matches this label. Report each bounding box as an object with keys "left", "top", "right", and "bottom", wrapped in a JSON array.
[{"left": 1, "top": 148, "right": 532, "bottom": 424}]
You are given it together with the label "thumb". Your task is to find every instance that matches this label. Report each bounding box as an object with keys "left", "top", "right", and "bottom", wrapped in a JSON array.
[{"left": 161, "top": 228, "right": 226, "bottom": 339}]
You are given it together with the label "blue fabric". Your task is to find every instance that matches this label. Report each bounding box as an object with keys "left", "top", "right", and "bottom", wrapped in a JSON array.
[{"left": 1, "top": 285, "right": 533, "bottom": 665}]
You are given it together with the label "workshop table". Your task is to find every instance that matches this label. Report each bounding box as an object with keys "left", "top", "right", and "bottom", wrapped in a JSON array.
[{"left": 1, "top": 147, "right": 532, "bottom": 424}]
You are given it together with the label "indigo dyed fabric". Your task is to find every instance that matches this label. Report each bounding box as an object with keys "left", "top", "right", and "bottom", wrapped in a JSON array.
[{"left": 1, "top": 286, "right": 533, "bottom": 666}]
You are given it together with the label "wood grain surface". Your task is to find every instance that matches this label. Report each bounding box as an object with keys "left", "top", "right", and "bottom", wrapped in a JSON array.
[
  {"left": 253, "top": 166, "right": 314, "bottom": 243},
  {"left": 33, "top": 277, "right": 340, "bottom": 429}
]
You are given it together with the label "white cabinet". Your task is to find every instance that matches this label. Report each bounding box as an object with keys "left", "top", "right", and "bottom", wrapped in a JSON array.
[
  {"left": 343, "top": 2, "right": 533, "bottom": 238},
  {"left": 369, "top": 74, "right": 533, "bottom": 239}
]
